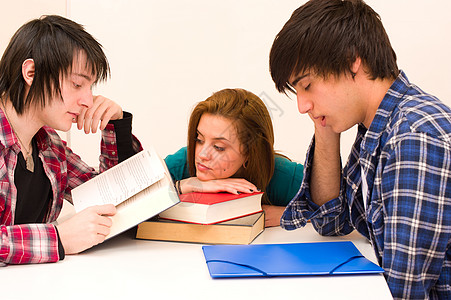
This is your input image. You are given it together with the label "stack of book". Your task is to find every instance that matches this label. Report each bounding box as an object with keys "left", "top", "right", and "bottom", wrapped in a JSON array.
[{"left": 136, "top": 191, "right": 265, "bottom": 244}]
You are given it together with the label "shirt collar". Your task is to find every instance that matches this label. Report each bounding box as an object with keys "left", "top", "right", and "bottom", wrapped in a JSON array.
[
  {"left": 0, "top": 107, "right": 51, "bottom": 152},
  {"left": 360, "top": 70, "right": 411, "bottom": 154},
  {"left": 0, "top": 108, "right": 19, "bottom": 151}
]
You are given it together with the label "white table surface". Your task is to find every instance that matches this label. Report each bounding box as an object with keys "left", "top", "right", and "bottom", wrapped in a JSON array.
[{"left": 2, "top": 204, "right": 393, "bottom": 300}]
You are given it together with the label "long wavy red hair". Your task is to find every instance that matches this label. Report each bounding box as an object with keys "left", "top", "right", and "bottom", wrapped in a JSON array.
[{"left": 187, "top": 88, "right": 275, "bottom": 204}]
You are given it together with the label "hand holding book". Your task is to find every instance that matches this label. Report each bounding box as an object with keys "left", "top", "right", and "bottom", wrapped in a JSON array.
[
  {"left": 71, "top": 148, "right": 179, "bottom": 240},
  {"left": 56, "top": 204, "right": 116, "bottom": 254}
]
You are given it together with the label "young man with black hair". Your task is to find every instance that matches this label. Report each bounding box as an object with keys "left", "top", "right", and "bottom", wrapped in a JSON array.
[
  {"left": 270, "top": 0, "right": 450, "bottom": 299},
  {"left": 0, "top": 15, "right": 142, "bottom": 265}
]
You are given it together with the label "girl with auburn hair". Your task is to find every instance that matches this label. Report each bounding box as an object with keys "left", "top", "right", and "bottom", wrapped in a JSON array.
[{"left": 165, "top": 88, "right": 303, "bottom": 227}]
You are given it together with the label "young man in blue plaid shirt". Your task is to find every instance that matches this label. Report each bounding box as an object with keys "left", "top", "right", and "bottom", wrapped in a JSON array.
[{"left": 269, "top": 0, "right": 450, "bottom": 299}]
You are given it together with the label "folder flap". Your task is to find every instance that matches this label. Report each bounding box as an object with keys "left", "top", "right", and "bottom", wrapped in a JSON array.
[{"left": 202, "top": 241, "right": 384, "bottom": 278}]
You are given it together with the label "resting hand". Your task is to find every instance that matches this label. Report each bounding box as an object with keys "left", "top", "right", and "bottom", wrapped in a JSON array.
[
  {"left": 307, "top": 112, "right": 340, "bottom": 141},
  {"left": 76, "top": 95, "right": 123, "bottom": 134},
  {"left": 56, "top": 204, "right": 116, "bottom": 254},
  {"left": 179, "top": 177, "right": 258, "bottom": 195},
  {"left": 307, "top": 113, "right": 341, "bottom": 206},
  {"left": 262, "top": 204, "right": 284, "bottom": 227}
]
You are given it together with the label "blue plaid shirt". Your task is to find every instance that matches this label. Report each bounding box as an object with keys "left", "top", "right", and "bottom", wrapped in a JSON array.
[{"left": 282, "top": 71, "right": 451, "bottom": 300}]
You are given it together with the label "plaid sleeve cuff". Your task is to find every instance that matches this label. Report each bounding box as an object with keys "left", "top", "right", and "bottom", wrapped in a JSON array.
[{"left": 1, "top": 224, "right": 60, "bottom": 264}]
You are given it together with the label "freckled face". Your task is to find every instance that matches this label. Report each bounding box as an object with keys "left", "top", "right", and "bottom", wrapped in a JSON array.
[{"left": 194, "top": 113, "right": 247, "bottom": 181}]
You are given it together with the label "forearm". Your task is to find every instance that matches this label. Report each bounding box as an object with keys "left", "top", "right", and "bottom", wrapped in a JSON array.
[
  {"left": 178, "top": 177, "right": 198, "bottom": 194},
  {"left": 178, "top": 177, "right": 258, "bottom": 194},
  {"left": 262, "top": 205, "right": 285, "bottom": 227},
  {"left": 310, "top": 130, "right": 341, "bottom": 206}
]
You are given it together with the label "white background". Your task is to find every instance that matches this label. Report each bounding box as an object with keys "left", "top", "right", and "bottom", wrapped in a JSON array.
[{"left": 2, "top": 0, "right": 451, "bottom": 166}]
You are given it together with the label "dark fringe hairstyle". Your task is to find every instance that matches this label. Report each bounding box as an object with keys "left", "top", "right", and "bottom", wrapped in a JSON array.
[
  {"left": 270, "top": 0, "right": 398, "bottom": 94},
  {"left": 0, "top": 15, "right": 109, "bottom": 114}
]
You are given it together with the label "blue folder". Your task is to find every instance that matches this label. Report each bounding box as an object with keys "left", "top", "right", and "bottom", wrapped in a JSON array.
[{"left": 202, "top": 241, "right": 384, "bottom": 278}]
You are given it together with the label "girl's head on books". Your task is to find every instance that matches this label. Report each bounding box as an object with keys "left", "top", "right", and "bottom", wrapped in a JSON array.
[{"left": 187, "top": 88, "right": 275, "bottom": 204}]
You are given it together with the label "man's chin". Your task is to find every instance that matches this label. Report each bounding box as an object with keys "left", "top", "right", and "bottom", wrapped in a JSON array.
[{"left": 52, "top": 123, "right": 72, "bottom": 132}]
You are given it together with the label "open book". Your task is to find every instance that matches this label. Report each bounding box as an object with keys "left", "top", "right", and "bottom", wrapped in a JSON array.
[{"left": 71, "top": 148, "right": 180, "bottom": 240}]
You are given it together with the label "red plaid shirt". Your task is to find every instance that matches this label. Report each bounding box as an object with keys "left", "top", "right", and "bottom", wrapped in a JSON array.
[{"left": 0, "top": 109, "right": 142, "bottom": 265}]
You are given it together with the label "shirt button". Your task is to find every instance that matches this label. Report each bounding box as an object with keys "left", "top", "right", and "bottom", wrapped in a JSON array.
[
  {"left": 110, "top": 130, "right": 114, "bottom": 134},
  {"left": 111, "top": 141, "right": 115, "bottom": 145},
  {"left": 112, "top": 151, "right": 116, "bottom": 155}
]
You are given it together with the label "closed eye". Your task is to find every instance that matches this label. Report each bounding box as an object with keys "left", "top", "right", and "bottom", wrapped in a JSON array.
[{"left": 213, "top": 145, "right": 225, "bottom": 151}]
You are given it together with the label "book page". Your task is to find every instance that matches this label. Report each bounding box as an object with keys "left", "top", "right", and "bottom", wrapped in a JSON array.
[
  {"left": 116, "top": 174, "right": 168, "bottom": 210},
  {"left": 107, "top": 172, "right": 179, "bottom": 239},
  {"left": 72, "top": 149, "right": 165, "bottom": 212}
]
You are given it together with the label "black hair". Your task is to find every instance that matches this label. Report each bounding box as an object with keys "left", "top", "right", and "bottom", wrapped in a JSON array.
[{"left": 0, "top": 15, "right": 109, "bottom": 114}]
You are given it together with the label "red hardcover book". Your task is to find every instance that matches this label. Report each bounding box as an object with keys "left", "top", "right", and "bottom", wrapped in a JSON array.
[{"left": 158, "top": 192, "right": 263, "bottom": 224}]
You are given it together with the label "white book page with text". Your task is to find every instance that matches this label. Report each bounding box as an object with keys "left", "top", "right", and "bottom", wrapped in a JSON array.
[{"left": 72, "top": 149, "right": 165, "bottom": 212}]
